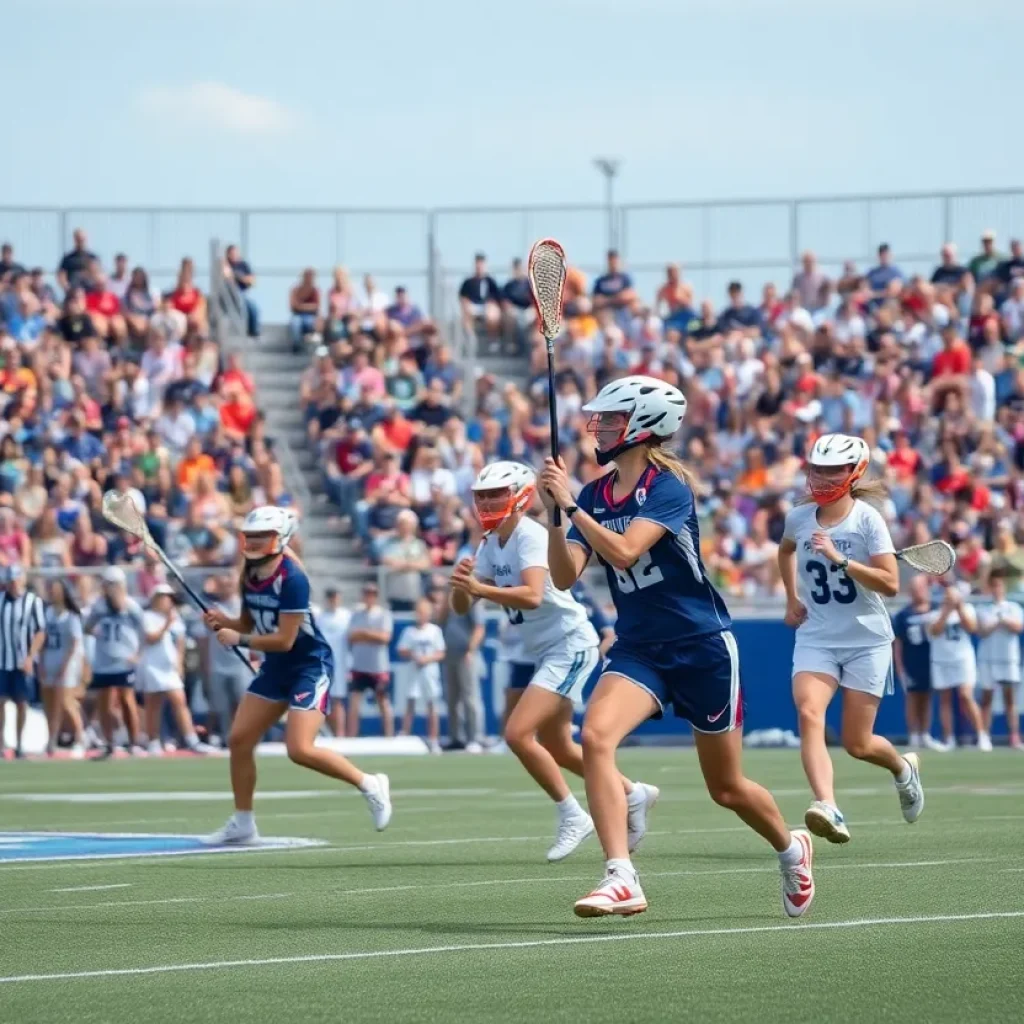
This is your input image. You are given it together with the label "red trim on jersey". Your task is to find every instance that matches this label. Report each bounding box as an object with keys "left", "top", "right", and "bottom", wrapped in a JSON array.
[
  {"left": 600, "top": 465, "right": 658, "bottom": 512},
  {"left": 245, "top": 559, "right": 288, "bottom": 592}
]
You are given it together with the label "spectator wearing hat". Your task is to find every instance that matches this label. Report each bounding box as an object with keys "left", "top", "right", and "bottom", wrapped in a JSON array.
[{"left": 969, "top": 230, "right": 1005, "bottom": 286}]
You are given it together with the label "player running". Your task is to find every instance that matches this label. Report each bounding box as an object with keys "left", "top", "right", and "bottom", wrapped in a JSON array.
[
  {"left": 977, "top": 571, "right": 1023, "bottom": 750},
  {"left": 450, "top": 461, "right": 659, "bottom": 863},
  {"left": 204, "top": 507, "right": 391, "bottom": 844},
  {"left": 541, "top": 375, "right": 814, "bottom": 919},
  {"left": 927, "top": 582, "right": 986, "bottom": 751},
  {"left": 893, "top": 575, "right": 943, "bottom": 751},
  {"left": 778, "top": 434, "right": 923, "bottom": 845}
]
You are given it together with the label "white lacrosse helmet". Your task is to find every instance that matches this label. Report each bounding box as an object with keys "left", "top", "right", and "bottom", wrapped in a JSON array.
[
  {"left": 240, "top": 505, "right": 299, "bottom": 562},
  {"left": 470, "top": 461, "right": 536, "bottom": 531},
  {"left": 806, "top": 433, "right": 870, "bottom": 505},
  {"left": 582, "top": 375, "right": 688, "bottom": 465}
]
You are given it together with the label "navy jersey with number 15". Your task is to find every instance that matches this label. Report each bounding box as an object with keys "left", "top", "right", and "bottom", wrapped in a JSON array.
[
  {"left": 242, "top": 555, "right": 332, "bottom": 674},
  {"left": 567, "top": 466, "right": 731, "bottom": 644}
]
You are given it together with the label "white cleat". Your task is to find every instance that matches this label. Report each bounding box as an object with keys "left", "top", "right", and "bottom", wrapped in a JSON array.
[
  {"left": 780, "top": 829, "right": 815, "bottom": 919},
  {"left": 147, "top": 740, "right": 163, "bottom": 756},
  {"left": 978, "top": 732, "right": 994, "bottom": 752},
  {"left": 922, "top": 734, "right": 946, "bottom": 752},
  {"left": 68, "top": 744, "right": 86, "bottom": 760},
  {"left": 574, "top": 870, "right": 648, "bottom": 917},
  {"left": 203, "top": 814, "right": 259, "bottom": 846},
  {"left": 626, "top": 782, "right": 660, "bottom": 853},
  {"left": 895, "top": 753, "right": 924, "bottom": 823},
  {"left": 362, "top": 773, "right": 392, "bottom": 831},
  {"left": 804, "top": 800, "right": 850, "bottom": 844},
  {"left": 547, "top": 813, "right": 595, "bottom": 862}
]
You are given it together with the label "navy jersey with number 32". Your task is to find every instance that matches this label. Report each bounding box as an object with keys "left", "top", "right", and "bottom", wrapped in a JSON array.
[
  {"left": 242, "top": 555, "right": 332, "bottom": 673},
  {"left": 567, "top": 466, "right": 731, "bottom": 644}
]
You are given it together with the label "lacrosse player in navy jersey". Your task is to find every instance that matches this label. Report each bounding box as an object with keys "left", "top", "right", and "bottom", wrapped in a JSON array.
[
  {"left": 541, "top": 375, "right": 815, "bottom": 920},
  {"left": 203, "top": 506, "right": 391, "bottom": 844}
]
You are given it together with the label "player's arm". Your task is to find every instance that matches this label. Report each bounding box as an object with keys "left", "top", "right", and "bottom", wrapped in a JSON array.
[
  {"left": 454, "top": 565, "right": 545, "bottom": 612},
  {"left": 810, "top": 527, "right": 899, "bottom": 598},
  {"left": 1000, "top": 607, "right": 1024, "bottom": 634},
  {"left": 143, "top": 614, "right": 173, "bottom": 645},
  {"left": 545, "top": 511, "right": 591, "bottom": 591},
  {"left": 927, "top": 604, "right": 952, "bottom": 637},
  {"left": 235, "top": 611, "right": 304, "bottom": 653},
  {"left": 975, "top": 614, "right": 1000, "bottom": 638},
  {"left": 778, "top": 536, "right": 799, "bottom": 602},
  {"left": 957, "top": 601, "right": 978, "bottom": 635},
  {"left": 598, "top": 627, "right": 616, "bottom": 658}
]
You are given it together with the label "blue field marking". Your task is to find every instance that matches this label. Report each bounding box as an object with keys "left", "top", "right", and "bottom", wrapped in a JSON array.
[{"left": 0, "top": 832, "right": 327, "bottom": 863}]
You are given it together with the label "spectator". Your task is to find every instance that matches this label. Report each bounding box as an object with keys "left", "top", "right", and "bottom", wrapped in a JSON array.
[
  {"left": 969, "top": 230, "right": 1004, "bottom": 285},
  {"left": 792, "top": 250, "right": 829, "bottom": 311},
  {"left": 1002, "top": 278, "right": 1024, "bottom": 342},
  {"left": 865, "top": 243, "right": 903, "bottom": 294},
  {"left": 289, "top": 269, "right": 321, "bottom": 353},
  {"left": 167, "top": 257, "right": 208, "bottom": 335},
  {"left": 500, "top": 257, "right": 535, "bottom": 350},
  {"left": 591, "top": 249, "right": 637, "bottom": 317},
  {"left": 716, "top": 281, "right": 762, "bottom": 334},
  {"left": 223, "top": 244, "right": 259, "bottom": 338},
  {"left": 317, "top": 587, "right": 351, "bottom": 738},
  {"left": 410, "top": 377, "right": 453, "bottom": 430},
  {"left": 356, "top": 274, "right": 389, "bottom": 334},
  {"left": 386, "top": 286, "right": 425, "bottom": 338},
  {"left": 108, "top": 252, "right": 130, "bottom": 300},
  {"left": 436, "top": 579, "right": 484, "bottom": 752},
  {"left": 995, "top": 239, "right": 1024, "bottom": 292},
  {"left": 931, "top": 243, "right": 969, "bottom": 288},
  {"left": 56, "top": 288, "right": 97, "bottom": 346},
  {"left": 56, "top": 228, "right": 97, "bottom": 292},
  {"left": 0, "top": 507, "right": 31, "bottom": 568},
  {"left": 380, "top": 509, "right": 430, "bottom": 610},
  {"left": 458, "top": 253, "right": 502, "bottom": 338},
  {"left": 122, "top": 267, "right": 157, "bottom": 342},
  {"left": 324, "top": 266, "right": 354, "bottom": 341},
  {"left": 396, "top": 597, "right": 445, "bottom": 752},
  {"left": 150, "top": 294, "right": 187, "bottom": 346},
  {"left": 0, "top": 242, "right": 24, "bottom": 280},
  {"left": 347, "top": 581, "right": 394, "bottom": 738}
]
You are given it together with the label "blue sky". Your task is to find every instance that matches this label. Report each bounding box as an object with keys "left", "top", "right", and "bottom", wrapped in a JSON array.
[{"left": 2, "top": 1, "right": 1021, "bottom": 314}]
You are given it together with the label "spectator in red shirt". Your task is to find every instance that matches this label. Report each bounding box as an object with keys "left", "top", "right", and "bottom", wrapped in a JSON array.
[
  {"left": 83, "top": 266, "right": 127, "bottom": 343},
  {"left": 932, "top": 325, "right": 972, "bottom": 385},
  {"left": 887, "top": 431, "right": 922, "bottom": 483},
  {"left": 168, "top": 257, "right": 208, "bottom": 335},
  {"left": 372, "top": 402, "right": 415, "bottom": 455},
  {"left": 219, "top": 382, "right": 256, "bottom": 440},
  {"left": 218, "top": 351, "right": 254, "bottom": 396}
]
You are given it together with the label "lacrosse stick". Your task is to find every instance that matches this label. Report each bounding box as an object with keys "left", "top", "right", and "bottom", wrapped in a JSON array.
[
  {"left": 528, "top": 237, "right": 568, "bottom": 525},
  {"left": 896, "top": 539, "right": 956, "bottom": 577},
  {"left": 101, "top": 491, "right": 254, "bottom": 674}
]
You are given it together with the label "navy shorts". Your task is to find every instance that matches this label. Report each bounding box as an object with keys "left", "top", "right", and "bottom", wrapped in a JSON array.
[
  {"left": 902, "top": 670, "right": 931, "bottom": 694},
  {"left": 249, "top": 660, "right": 332, "bottom": 713},
  {"left": 90, "top": 671, "right": 136, "bottom": 690},
  {"left": 0, "top": 669, "right": 34, "bottom": 703},
  {"left": 602, "top": 630, "right": 743, "bottom": 734},
  {"left": 507, "top": 662, "right": 535, "bottom": 691},
  {"left": 348, "top": 671, "right": 391, "bottom": 695}
]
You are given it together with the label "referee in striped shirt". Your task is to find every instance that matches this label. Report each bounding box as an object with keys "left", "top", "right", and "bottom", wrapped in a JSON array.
[{"left": 0, "top": 565, "right": 47, "bottom": 759}]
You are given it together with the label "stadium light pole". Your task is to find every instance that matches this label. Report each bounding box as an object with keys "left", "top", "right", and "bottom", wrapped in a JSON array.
[{"left": 593, "top": 158, "right": 621, "bottom": 252}]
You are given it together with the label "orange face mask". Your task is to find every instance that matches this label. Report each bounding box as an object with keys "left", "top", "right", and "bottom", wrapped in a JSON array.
[
  {"left": 807, "top": 460, "right": 867, "bottom": 506},
  {"left": 240, "top": 530, "right": 279, "bottom": 561},
  {"left": 473, "top": 485, "right": 535, "bottom": 532}
]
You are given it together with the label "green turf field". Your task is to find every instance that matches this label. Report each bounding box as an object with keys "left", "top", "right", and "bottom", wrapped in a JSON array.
[{"left": 0, "top": 749, "right": 1022, "bottom": 1023}]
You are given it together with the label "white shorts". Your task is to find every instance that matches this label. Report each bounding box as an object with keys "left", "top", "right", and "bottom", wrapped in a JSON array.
[
  {"left": 792, "top": 642, "right": 894, "bottom": 699},
  {"left": 528, "top": 646, "right": 600, "bottom": 702},
  {"left": 977, "top": 661, "right": 1021, "bottom": 690},
  {"left": 404, "top": 668, "right": 442, "bottom": 705},
  {"left": 139, "top": 666, "right": 184, "bottom": 694},
  {"left": 931, "top": 660, "right": 977, "bottom": 691}
]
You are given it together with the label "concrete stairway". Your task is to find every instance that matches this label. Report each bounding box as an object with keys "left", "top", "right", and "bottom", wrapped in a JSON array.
[{"left": 243, "top": 326, "right": 372, "bottom": 600}]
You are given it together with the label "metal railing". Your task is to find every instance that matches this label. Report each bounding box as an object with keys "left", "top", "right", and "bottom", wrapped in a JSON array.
[{"left": 5, "top": 187, "right": 1022, "bottom": 326}]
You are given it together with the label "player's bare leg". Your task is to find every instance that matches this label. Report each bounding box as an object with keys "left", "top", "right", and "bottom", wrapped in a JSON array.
[
  {"left": 537, "top": 704, "right": 658, "bottom": 852},
  {"left": 118, "top": 688, "right": 142, "bottom": 749},
  {"left": 793, "top": 671, "right": 848, "bottom": 842},
  {"left": 400, "top": 700, "right": 416, "bottom": 737},
  {"left": 978, "top": 689, "right": 995, "bottom": 737},
  {"left": 205, "top": 694, "right": 285, "bottom": 845},
  {"left": 956, "top": 684, "right": 986, "bottom": 747},
  {"left": 1004, "top": 684, "right": 1022, "bottom": 748},
  {"left": 144, "top": 692, "right": 165, "bottom": 753},
  {"left": 694, "top": 728, "right": 815, "bottom": 918},
  {"left": 937, "top": 689, "right": 955, "bottom": 747},
  {"left": 375, "top": 688, "right": 395, "bottom": 738},
  {"left": 506, "top": 686, "right": 594, "bottom": 861},
  {"left": 326, "top": 701, "right": 346, "bottom": 738},
  {"left": 842, "top": 688, "right": 924, "bottom": 825},
  {"left": 166, "top": 690, "right": 209, "bottom": 754},
  {"left": 574, "top": 675, "right": 656, "bottom": 916},
  {"left": 286, "top": 707, "right": 392, "bottom": 830}
]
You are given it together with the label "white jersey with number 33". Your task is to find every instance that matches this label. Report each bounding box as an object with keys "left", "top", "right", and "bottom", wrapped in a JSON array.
[
  {"left": 476, "top": 516, "right": 597, "bottom": 661},
  {"left": 784, "top": 500, "right": 895, "bottom": 648}
]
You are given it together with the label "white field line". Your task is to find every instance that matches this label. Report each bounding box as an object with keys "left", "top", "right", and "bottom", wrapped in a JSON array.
[
  {"left": 48, "top": 884, "right": 132, "bottom": 893},
  {"left": 2, "top": 911, "right": 1022, "bottom": 985},
  {"left": 0, "top": 788, "right": 491, "bottom": 804},
  {"left": 0, "top": 857, "right": 999, "bottom": 917}
]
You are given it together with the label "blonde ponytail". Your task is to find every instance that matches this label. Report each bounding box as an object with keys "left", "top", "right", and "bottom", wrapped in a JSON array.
[{"left": 646, "top": 441, "right": 700, "bottom": 490}]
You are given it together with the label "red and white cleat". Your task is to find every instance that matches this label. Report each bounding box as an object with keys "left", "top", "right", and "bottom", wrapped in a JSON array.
[
  {"left": 780, "top": 829, "right": 815, "bottom": 919},
  {"left": 574, "top": 871, "right": 648, "bottom": 918}
]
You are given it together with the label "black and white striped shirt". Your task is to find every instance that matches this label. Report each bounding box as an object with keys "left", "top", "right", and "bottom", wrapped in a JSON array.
[{"left": 0, "top": 590, "right": 47, "bottom": 671}]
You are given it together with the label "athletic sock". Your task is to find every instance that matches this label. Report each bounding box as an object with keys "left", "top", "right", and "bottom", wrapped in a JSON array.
[
  {"left": 894, "top": 759, "right": 912, "bottom": 785},
  {"left": 606, "top": 857, "right": 635, "bottom": 880},
  {"left": 556, "top": 794, "right": 584, "bottom": 819},
  {"left": 778, "top": 834, "right": 804, "bottom": 866},
  {"left": 234, "top": 810, "right": 254, "bottom": 829},
  {"left": 357, "top": 774, "right": 378, "bottom": 794}
]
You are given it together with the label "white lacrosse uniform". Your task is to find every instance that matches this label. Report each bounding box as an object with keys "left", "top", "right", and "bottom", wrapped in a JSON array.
[
  {"left": 976, "top": 600, "right": 1023, "bottom": 689},
  {"left": 476, "top": 516, "right": 599, "bottom": 700},
  {"left": 926, "top": 604, "right": 977, "bottom": 689},
  {"left": 397, "top": 622, "right": 446, "bottom": 704},
  {"left": 139, "top": 611, "right": 186, "bottom": 694},
  {"left": 784, "top": 500, "right": 895, "bottom": 697}
]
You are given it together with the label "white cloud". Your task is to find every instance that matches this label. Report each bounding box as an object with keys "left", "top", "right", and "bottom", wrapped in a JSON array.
[{"left": 136, "top": 82, "right": 306, "bottom": 140}]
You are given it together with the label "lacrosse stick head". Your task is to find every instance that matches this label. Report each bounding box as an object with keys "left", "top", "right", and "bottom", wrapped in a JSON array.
[
  {"left": 101, "top": 490, "right": 154, "bottom": 547},
  {"left": 899, "top": 540, "right": 956, "bottom": 577},
  {"left": 528, "top": 238, "right": 567, "bottom": 344}
]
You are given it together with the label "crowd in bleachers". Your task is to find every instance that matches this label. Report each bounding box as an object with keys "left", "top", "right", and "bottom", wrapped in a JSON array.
[
  {"left": 0, "top": 232, "right": 286, "bottom": 601},
  {"left": 303, "top": 232, "right": 1024, "bottom": 598}
]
